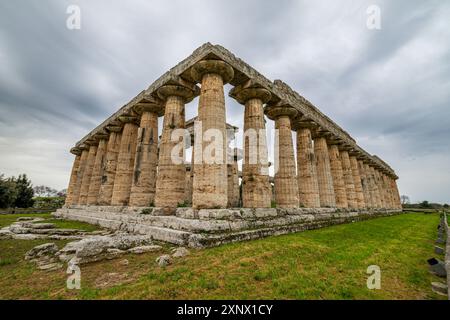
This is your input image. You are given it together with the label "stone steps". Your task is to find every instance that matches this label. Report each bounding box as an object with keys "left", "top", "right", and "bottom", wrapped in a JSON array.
[{"left": 55, "top": 208, "right": 193, "bottom": 246}]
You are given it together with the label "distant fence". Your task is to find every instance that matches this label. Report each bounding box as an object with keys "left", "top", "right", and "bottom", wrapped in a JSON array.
[
  {"left": 403, "top": 208, "right": 444, "bottom": 213},
  {"left": 0, "top": 207, "right": 56, "bottom": 215}
]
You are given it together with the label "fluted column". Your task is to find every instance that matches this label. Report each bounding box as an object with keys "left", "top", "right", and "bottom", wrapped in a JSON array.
[
  {"left": 265, "top": 105, "right": 299, "bottom": 208},
  {"left": 328, "top": 144, "right": 348, "bottom": 209},
  {"left": 230, "top": 84, "right": 271, "bottom": 208},
  {"left": 65, "top": 147, "right": 82, "bottom": 206},
  {"left": 87, "top": 134, "right": 108, "bottom": 205},
  {"left": 71, "top": 145, "right": 89, "bottom": 205},
  {"left": 314, "top": 136, "right": 336, "bottom": 207},
  {"left": 227, "top": 149, "right": 240, "bottom": 208},
  {"left": 392, "top": 178, "right": 402, "bottom": 209},
  {"left": 358, "top": 161, "right": 372, "bottom": 209},
  {"left": 374, "top": 169, "right": 385, "bottom": 208},
  {"left": 111, "top": 116, "right": 139, "bottom": 206},
  {"left": 381, "top": 173, "right": 392, "bottom": 209},
  {"left": 294, "top": 125, "right": 320, "bottom": 208},
  {"left": 362, "top": 163, "right": 375, "bottom": 208},
  {"left": 350, "top": 156, "right": 365, "bottom": 209},
  {"left": 97, "top": 126, "right": 122, "bottom": 205},
  {"left": 78, "top": 142, "right": 98, "bottom": 205},
  {"left": 191, "top": 60, "right": 234, "bottom": 209},
  {"left": 154, "top": 84, "right": 197, "bottom": 208},
  {"left": 340, "top": 149, "right": 357, "bottom": 209},
  {"left": 129, "top": 102, "right": 164, "bottom": 207},
  {"left": 367, "top": 165, "right": 381, "bottom": 209}
]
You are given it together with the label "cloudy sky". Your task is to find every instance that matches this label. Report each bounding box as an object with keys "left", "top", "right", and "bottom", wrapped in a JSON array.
[{"left": 0, "top": 0, "right": 449, "bottom": 203}]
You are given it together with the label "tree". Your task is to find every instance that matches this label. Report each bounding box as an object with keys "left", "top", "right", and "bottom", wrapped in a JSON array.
[
  {"left": 444, "top": 204, "right": 449, "bottom": 209},
  {"left": 33, "top": 185, "right": 58, "bottom": 197},
  {"left": 0, "top": 175, "right": 17, "bottom": 209},
  {"left": 14, "top": 174, "right": 34, "bottom": 208},
  {"left": 420, "top": 200, "right": 431, "bottom": 209},
  {"left": 57, "top": 189, "right": 67, "bottom": 197},
  {"left": 400, "top": 195, "right": 410, "bottom": 205}
]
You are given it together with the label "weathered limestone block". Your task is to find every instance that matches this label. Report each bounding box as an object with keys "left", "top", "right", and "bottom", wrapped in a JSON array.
[
  {"left": 71, "top": 147, "right": 89, "bottom": 205},
  {"left": 78, "top": 143, "right": 98, "bottom": 205},
  {"left": 155, "top": 83, "right": 197, "bottom": 208},
  {"left": 230, "top": 85, "right": 271, "bottom": 208},
  {"left": 191, "top": 60, "right": 234, "bottom": 209},
  {"left": 87, "top": 136, "right": 108, "bottom": 205},
  {"left": 295, "top": 127, "right": 320, "bottom": 208},
  {"left": 98, "top": 127, "right": 122, "bottom": 205},
  {"left": 350, "top": 156, "right": 365, "bottom": 209},
  {"left": 340, "top": 150, "right": 357, "bottom": 209},
  {"left": 265, "top": 105, "right": 299, "bottom": 208},
  {"left": 314, "top": 137, "right": 336, "bottom": 207},
  {"left": 129, "top": 102, "right": 163, "bottom": 207},
  {"left": 111, "top": 117, "right": 139, "bottom": 206},
  {"left": 329, "top": 144, "right": 347, "bottom": 208},
  {"left": 65, "top": 148, "right": 81, "bottom": 206}
]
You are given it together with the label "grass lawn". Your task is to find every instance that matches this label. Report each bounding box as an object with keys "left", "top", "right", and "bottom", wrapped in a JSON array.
[{"left": 0, "top": 212, "right": 445, "bottom": 300}]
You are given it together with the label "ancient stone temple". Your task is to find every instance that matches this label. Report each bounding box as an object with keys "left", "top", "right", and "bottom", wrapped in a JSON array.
[{"left": 57, "top": 43, "right": 402, "bottom": 248}]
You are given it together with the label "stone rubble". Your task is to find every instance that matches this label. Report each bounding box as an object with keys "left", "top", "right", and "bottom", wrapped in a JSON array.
[
  {"left": 156, "top": 254, "right": 172, "bottom": 267},
  {"left": 172, "top": 247, "right": 190, "bottom": 258}
]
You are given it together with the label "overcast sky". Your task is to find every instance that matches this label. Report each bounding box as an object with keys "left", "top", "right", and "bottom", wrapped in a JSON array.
[{"left": 1, "top": 0, "right": 449, "bottom": 203}]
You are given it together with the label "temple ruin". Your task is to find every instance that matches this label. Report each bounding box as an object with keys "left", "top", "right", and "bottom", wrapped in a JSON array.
[{"left": 56, "top": 43, "right": 402, "bottom": 247}]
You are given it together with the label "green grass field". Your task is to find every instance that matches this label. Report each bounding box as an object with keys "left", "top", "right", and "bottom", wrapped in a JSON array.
[{"left": 0, "top": 212, "right": 445, "bottom": 300}]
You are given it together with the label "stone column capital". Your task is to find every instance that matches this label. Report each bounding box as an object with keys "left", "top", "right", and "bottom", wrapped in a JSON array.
[
  {"left": 106, "top": 125, "right": 123, "bottom": 133},
  {"left": 118, "top": 115, "right": 138, "bottom": 124},
  {"left": 84, "top": 139, "right": 98, "bottom": 146},
  {"left": 157, "top": 84, "right": 198, "bottom": 103},
  {"left": 229, "top": 85, "right": 271, "bottom": 105},
  {"left": 70, "top": 147, "right": 82, "bottom": 155},
  {"left": 94, "top": 132, "right": 109, "bottom": 141},
  {"left": 191, "top": 59, "right": 234, "bottom": 84},
  {"left": 264, "top": 104, "right": 298, "bottom": 121},
  {"left": 133, "top": 102, "right": 165, "bottom": 117}
]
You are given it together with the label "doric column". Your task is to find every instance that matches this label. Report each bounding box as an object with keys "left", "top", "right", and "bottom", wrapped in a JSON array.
[
  {"left": 97, "top": 126, "right": 122, "bottom": 205},
  {"left": 230, "top": 83, "right": 271, "bottom": 208},
  {"left": 65, "top": 147, "right": 82, "bottom": 206},
  {"left": 129, "top": 101, "right": 164, "bottom": 207},
  {"left": 265, "top": 105, "right": 299, "bottom": 208},
  {"left": 111, "top": 116, "right": 139, "bottom": 206},
  {"left": 392, "top": 178, "right": 402, "bottom": 209},
  {"left": 227, "top": 148, "right": 240, "bottom": 208},
  {"left": 328, "top": 144, "right": 348, "bottom": 209},
  {"left": 87, "top": 133, "right": 108, "bottom": 205},
  {"left": 363, "top": 163, "right": 375, "bottom": 208},
  {"left": 154, "top": 83, "right": 198, "bottom": 208},
  {"left": 359, "top": 160, "right": 372, "bottom": 209},
  {"left": 349, "top": 155, "right": 365, "bottom": 209},
  {"left": 340, "top": 148, "right": 357, "bottom": 209},
  {"left": 374, "top": 169, "right": 385, "bottom": 208},
  {"left": 314, "top": 136, "right": 336, "bottom": 207},
  {"left": 368, "top": 165, "right": 381, "bottom": 209},
  {"left": 78, "top": 141, "right": 98, "bottom": 205},
  {"left": 71, "top": 145, "right": 89, "bottom": 205},
  {"left": 191, "top": 60, "right": 234, "bottom": 209},
  {"left": 381, "top": 173, "right": 392, "bottom": 209},
  {"left": 292, "top": 123, "right": 320, "bottom": 208}
]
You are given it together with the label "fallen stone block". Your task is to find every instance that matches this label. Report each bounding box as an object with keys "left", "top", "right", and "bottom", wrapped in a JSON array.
[
  {"left": 172, "top": 247, "right": 190, "bottom": 258},
  {"left": 25, "top": 243, "right": 59, "bottom": 261},
  {"left": 128, "top": 245, "right": 162, "bottom": 254},
  {"left": 431, "top": 282, "right": 448, "bottom": 296},
  {"left": 156, "top": 254, "right": 172, "bottom": 267}
]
